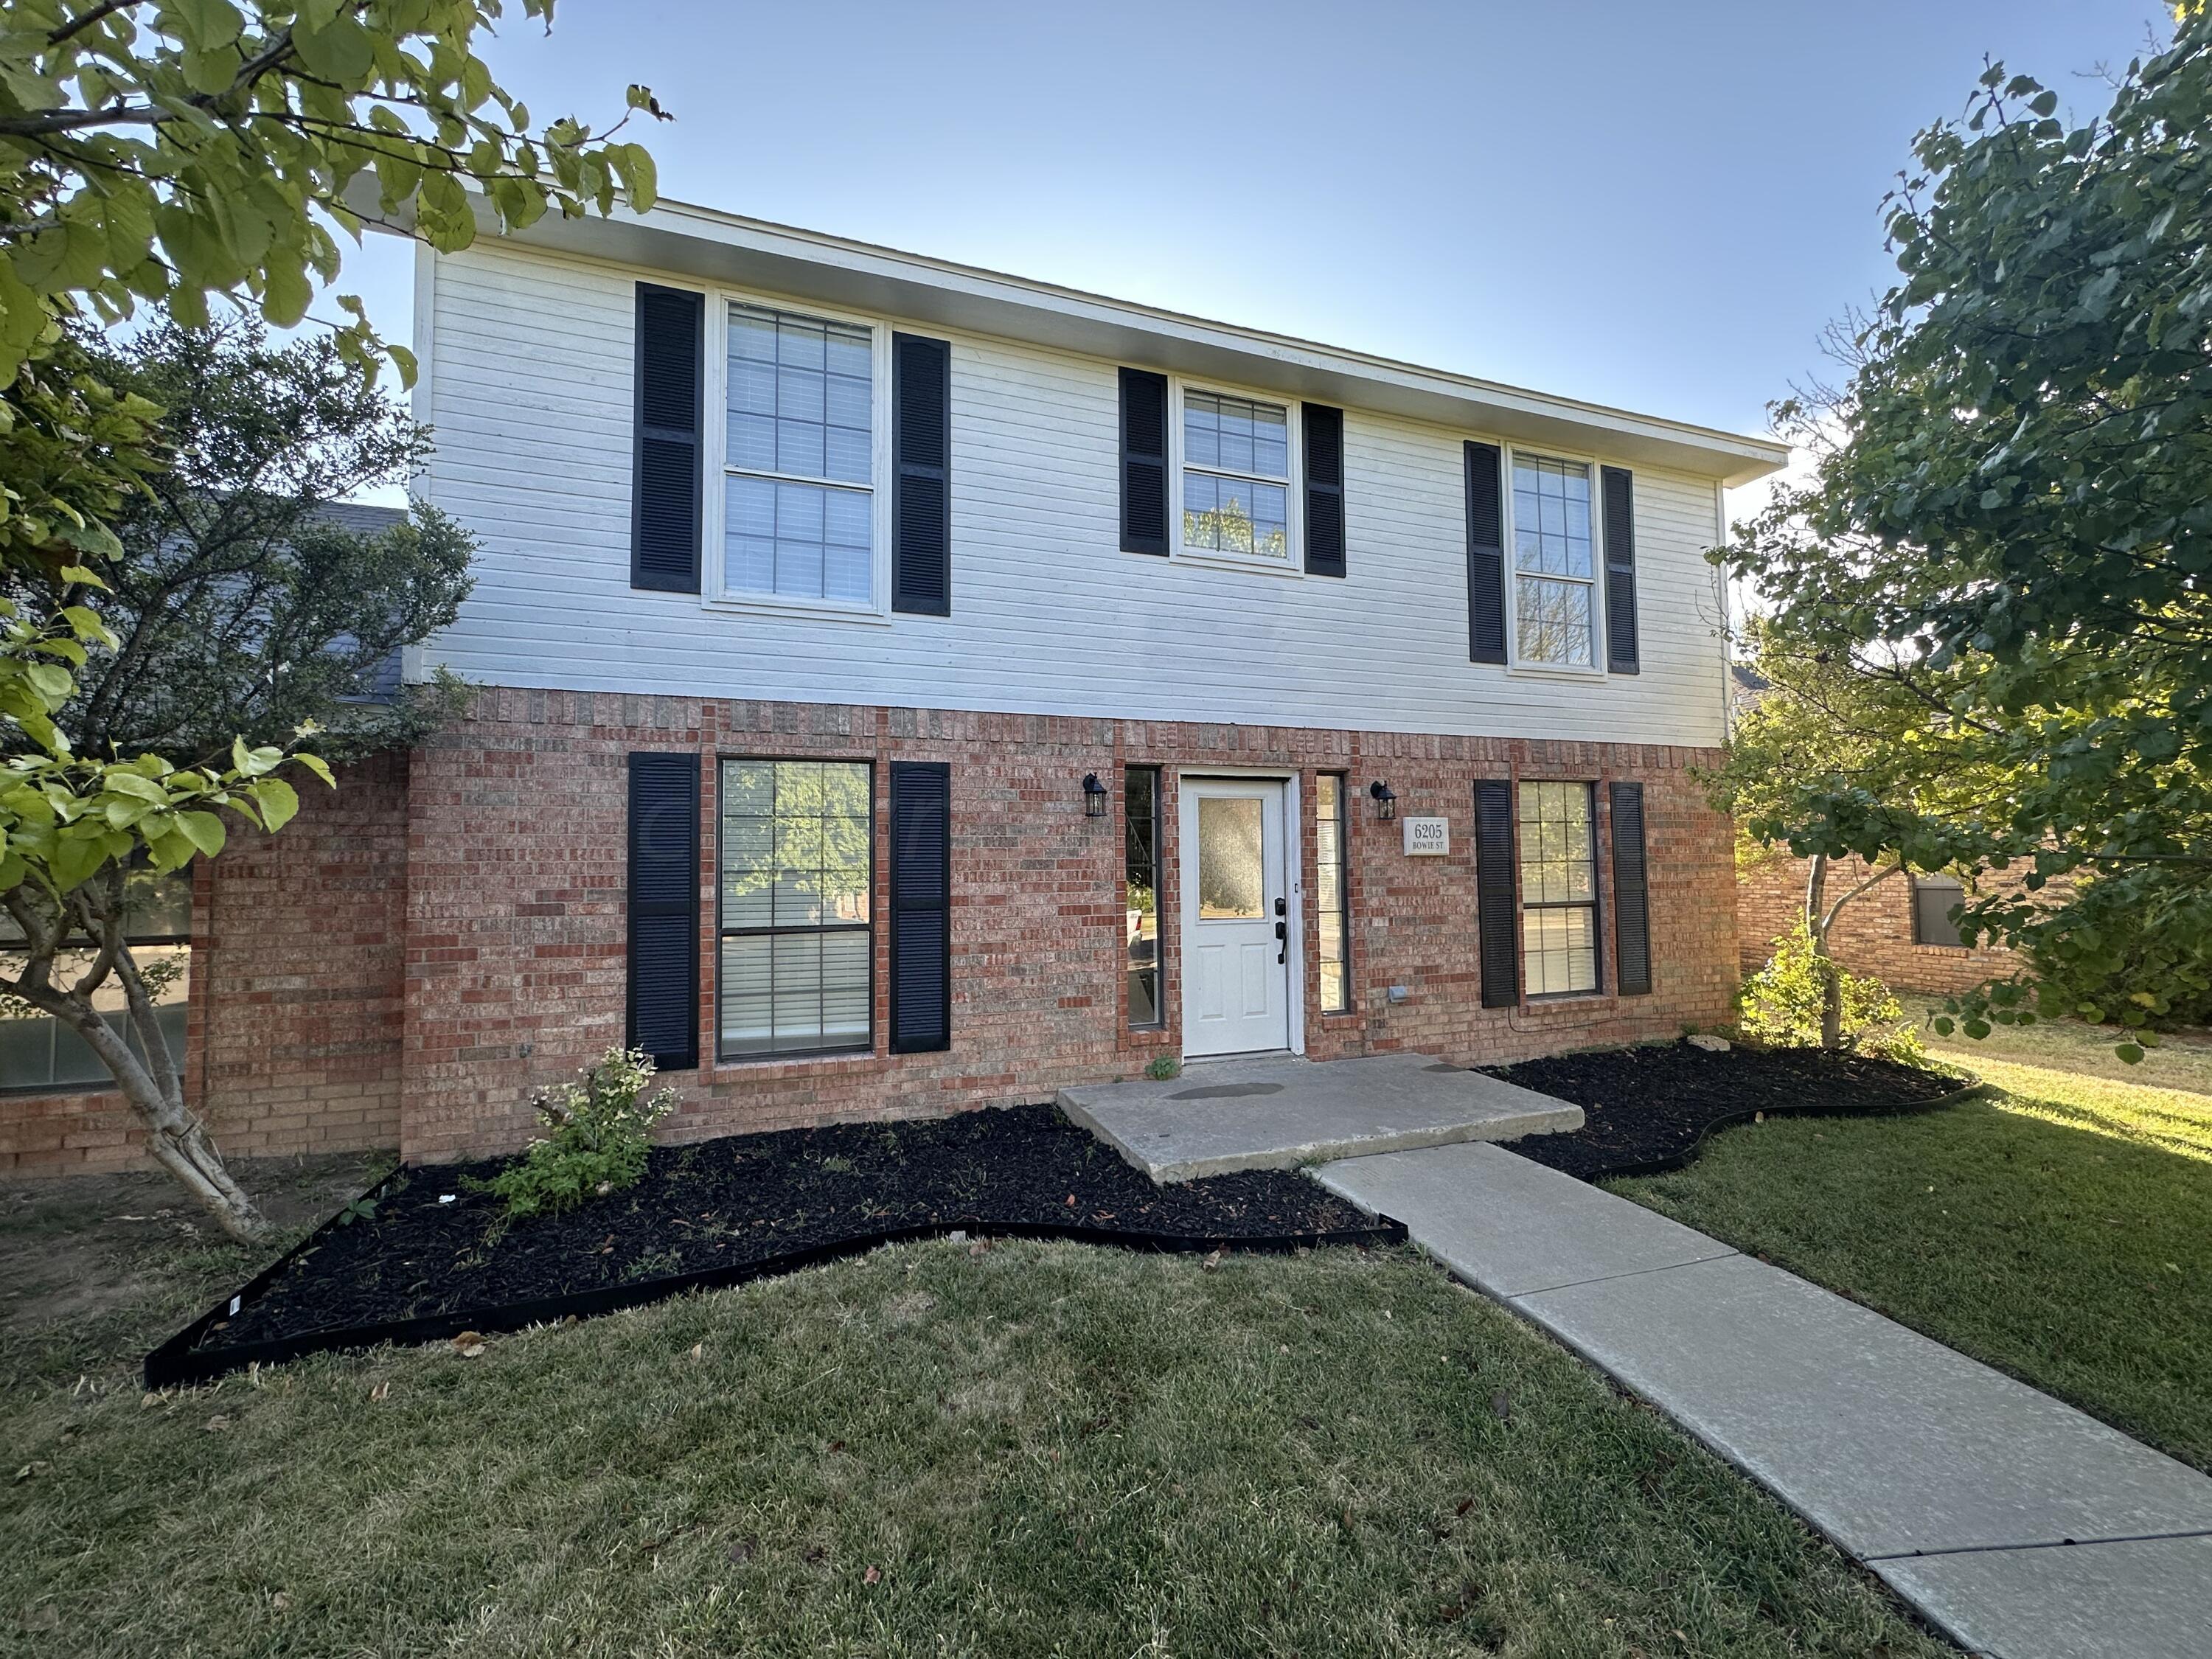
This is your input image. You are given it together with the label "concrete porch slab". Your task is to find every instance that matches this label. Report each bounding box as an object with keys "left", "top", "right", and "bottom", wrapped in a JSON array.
[{"left": 1058, "top": 1053, "right": 1582, "bottom": 1183}]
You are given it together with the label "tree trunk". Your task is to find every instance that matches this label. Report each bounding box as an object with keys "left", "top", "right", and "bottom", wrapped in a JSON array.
[
  {"left": 1802, "top": 852, "right": 1846, "bottom": 1048},
  {"left": 21, "top": 964, "right": 271, "bottom": 1244}
]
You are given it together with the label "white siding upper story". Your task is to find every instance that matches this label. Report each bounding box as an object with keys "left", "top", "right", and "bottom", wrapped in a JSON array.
[{"left": 411, "top": 206, "right": 1784, "bottom": 751}]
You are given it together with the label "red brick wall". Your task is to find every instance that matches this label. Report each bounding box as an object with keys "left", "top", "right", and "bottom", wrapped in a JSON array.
[
  {"left": 4, "top": 693, "right": 1745, "bottom": 1178},
  {"left": 400, "top": 691, "right": 1739, "bottom": 1162},
  {"left": 1737, "top": 850, "right": 2024, "bottom": 995},
  {"left": 0, "top": 756, "right": 409, "bottom": 1176}
]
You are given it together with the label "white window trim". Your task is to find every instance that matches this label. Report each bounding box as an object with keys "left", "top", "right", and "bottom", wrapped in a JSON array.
[
  {"left": 1167, "top": 375, "right": 1307, "bottom": 577},
  {"left": 1503, "top": 442, "right": 1610, "bottom": 680},
  {"left": 700, "top": 287, "right": 896, "bottom": 625}
]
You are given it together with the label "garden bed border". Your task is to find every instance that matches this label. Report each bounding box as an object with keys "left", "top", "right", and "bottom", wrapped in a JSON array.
[
  {"left": 144, "top": 1170, "right": 1408, "bottom": 1389},
  {"left": 1558, "top": 1077, "right": 1990, "bottom": 1183}
]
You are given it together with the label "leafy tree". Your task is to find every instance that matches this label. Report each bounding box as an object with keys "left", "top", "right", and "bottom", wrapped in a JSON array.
[
  {"left": 1703, "top": 619, "right": 2004, "bottom": 1046},
  {"left": 1722, "top": 14, "right": 2212, "bottom": 1062},
  {"left": 0, "top": 2, "right": 662, "bottom": 1237},
  {"left": 33, "top": 318, "right": 474, "bottom": 760}
]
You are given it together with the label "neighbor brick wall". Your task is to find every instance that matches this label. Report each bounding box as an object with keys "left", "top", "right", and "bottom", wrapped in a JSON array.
[
  {"left": 1737, "top": 850, "right": 2025, "bottom": 995},
  {"left": 0, "top": 755, "right": 409, "bottom": 1176},
  {"left": 400, "top": 690, "right": 1739, "bottom": 1164}
]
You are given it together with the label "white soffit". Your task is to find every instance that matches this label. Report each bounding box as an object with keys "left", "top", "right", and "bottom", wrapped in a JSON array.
[{"left": 425, "top": 195, "right": 1789, "bottom": 488}]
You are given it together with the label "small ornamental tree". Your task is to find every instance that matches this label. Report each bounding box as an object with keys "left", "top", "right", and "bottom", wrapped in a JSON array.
[
  {"left": 0, "top": 318, "right": 476, "bottom": 1234},
  {"left": 1719, "top": 14, "right": 2212, "bottom": 1061},
  {"left": 0, "top": 2, "right": 665, "bottom": 1237}
]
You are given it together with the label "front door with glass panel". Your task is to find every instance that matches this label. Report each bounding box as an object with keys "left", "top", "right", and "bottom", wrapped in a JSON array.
[{"left": 1179, "top": 779, "right": 1291, "bottom": 1056}]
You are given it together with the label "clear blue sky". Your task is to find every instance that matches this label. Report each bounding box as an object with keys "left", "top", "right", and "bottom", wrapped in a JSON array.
[{"left": 333, "top": 0, "right": 2170, "bottom": 451}]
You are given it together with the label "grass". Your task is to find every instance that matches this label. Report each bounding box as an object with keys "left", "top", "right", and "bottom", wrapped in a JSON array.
[
  {"left": 1610, "top": 1018, "right": 2212, "bottom": 1472},
  {"left": 0, "top": 1230, "right": 1951, "bottom": 1658}
]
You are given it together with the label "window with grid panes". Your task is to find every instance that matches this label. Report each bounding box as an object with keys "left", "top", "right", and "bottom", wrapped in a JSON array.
[
  {"left": 1517, "top": 782, "right": 1599, "bottom": 995},
  {"left": 723, "top": 303, "right": 875, "bottom": 605},
  {"left": 719, "top": 760, "right": 873, "bottom": 1057},
  {"left": 1181, "top": 390, "right": 1291, "bottom": 560},
  {"left": 1512, "top": 453, "right": 1599, "bottom": 666}
]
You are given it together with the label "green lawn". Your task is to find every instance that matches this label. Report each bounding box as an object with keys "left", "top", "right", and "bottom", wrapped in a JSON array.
[
  {"left": 1610, "top": 1018, "right": 2212, "bottom": 1472},
  {"left": 0, "top": 1208, "right": 1950, "bottom": 1658}
]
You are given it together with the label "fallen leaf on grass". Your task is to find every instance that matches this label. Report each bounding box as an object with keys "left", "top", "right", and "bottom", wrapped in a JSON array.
[
  {"left": 368, "top": 1381, "right": 391, "bottom": 1403},
  {"left": 689, "top": 1343, "right": 704, "bottom": 1360},
  {"left": 203, "top": 1416, "right": 231, "bottom": 1433},
  {"left": 863, "top": 1565, "right": 882, "bottom": 1586},
  {"left": 451, "top": 1332, "right": 486, "bottom": 1358},
  {"left": 1202, "top": 1249, "right": 1223, "bottom": 1271},
  {"left": 12, "top": 1463, "right": 47, "bottom": 1484},
  {"left": 271, "top": 1592, "right": 292, "bottom": 1612}
]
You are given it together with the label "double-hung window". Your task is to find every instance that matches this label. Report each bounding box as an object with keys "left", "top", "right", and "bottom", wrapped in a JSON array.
[
  {"left": 723, "top": 302, "right": 877, "bottom": 607},
  {"left": 719, "top": 760, "right": 873, "bottom": 1057},
  {"left": 1913, "top": 873, "right": 1966, "bottom": 947},
  {"left": 1511, "top": 453, "right": 1599, "bottom": 667},
  {"left": 1181, "top": 390, "right": 1291, "bottom": 562},
  {"left": 1518, "top": 782, "right": 1599, "bottom": 995}
]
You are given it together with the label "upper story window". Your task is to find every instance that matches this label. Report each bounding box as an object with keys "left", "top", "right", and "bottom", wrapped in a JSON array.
[
  {"left": 1512, "top": 453, "right": 1599, "bottom": 668},
  {"left": 723, "top": 302, "right": 877, "bottom": 606},
  {"left": 1181, "top": 390, "right": 1291, "bottom": 562}
]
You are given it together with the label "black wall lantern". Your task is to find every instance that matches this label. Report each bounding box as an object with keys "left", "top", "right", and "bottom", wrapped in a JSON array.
[
  {"left": 1082, "top": 772, "right": 1109, "bottom": 818},
  {"left": 1368, "top": 780, "right": 1397, "bottom": 821}
]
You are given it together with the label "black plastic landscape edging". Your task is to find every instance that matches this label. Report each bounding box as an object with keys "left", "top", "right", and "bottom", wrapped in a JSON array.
[
  {"left": 144, "top": 1189, "right": 1408, "bottom": 1390},
  {"left": 1571, "top": 1079, "right": 1990, "bottom": 1184}
]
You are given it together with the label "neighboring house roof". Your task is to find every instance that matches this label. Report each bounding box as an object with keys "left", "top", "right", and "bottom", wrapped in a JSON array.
[
  {"left": 310, "top": 501, "right": 408, "bottom": 702},
  {"left": 373, "top": 193, "right": 1789, "bottom": 489},
  {"left": 313, "top": 500, "right": 406, "bottom": 538}
]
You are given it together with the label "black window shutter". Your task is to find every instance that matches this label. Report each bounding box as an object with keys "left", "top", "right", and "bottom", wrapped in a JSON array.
[
  {"left": 1474, "top": 779, "right": 1519, "bottom": 1008},
  {"left": 1601, "top": 465, "right": 1639, "bottom": 674},
  {"left": 893, "top": 333, "right": 952, "bottom": 615},
  {"left": 1609, "top": 781, "right": 1652, "bottom": 995},
  {"left": 630, "top": 284, "right": 703, "bottom": 594},
  {"left": 1303, "top": 403, "right": 1346, "bottom": 577},
  {"left": 1119, "top": 368, "right": 1169, "bottom": 555},
  {"left": 1464, "top": 442, "right": 1507, "bottom": 664},
  {"left": 626, "top": 751, "right": 700, "bottom": 1071},
  {"left": 889, "top": 761, "right": 951, "bottom": 1054}
]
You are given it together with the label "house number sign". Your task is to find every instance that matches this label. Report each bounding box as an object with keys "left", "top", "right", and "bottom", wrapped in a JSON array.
[{"left": 1402, "top": 816, "right": 1450, "bottom": 856}]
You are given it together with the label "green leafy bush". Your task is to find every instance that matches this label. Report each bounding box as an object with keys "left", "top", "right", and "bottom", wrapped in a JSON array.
[
  {"left": 1739, "top": 919, "right": 1927, "bottom": 1063},
  {"left": 484, "top": 1046, "right": 678, "bottom": 1220}
]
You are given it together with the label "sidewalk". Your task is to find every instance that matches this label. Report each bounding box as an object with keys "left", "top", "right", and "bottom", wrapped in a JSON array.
[{"left": 1315, "top": 1141, "right": 2212, "bottom": 1659}]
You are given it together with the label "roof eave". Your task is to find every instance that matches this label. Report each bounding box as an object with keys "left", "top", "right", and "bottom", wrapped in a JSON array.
[{"left": 386, "top": 192, "right": 1789, "bottom": 488}]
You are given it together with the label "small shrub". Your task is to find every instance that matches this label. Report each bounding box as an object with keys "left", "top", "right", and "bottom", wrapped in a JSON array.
[
  {"left": 1739, "top": 920, "right": 1927, "bottom": 1063},
  {"left": 1145, "top": 1055, "right": 1181, "bottom": 1081},
  {"left": 484, "top": 1046, "right": 678, "bottom": 1220}
]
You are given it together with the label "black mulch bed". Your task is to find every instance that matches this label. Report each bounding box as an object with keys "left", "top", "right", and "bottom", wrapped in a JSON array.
[
  {"left": 1486, "top": 1040, "right": 1977, "bottom": 1182},
  {"left": 157, "top": 1104, "right": 1398, "bottom": 1385}
]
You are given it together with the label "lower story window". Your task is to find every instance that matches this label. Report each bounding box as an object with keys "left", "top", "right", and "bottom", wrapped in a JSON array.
[
  {"left": 1913, "top": 873, "right": 1966, "bottom": 947},
  {"left": 1518, "top": 782, "right": 1599, "bottom": 995},
  {"left": 1124, "top": 767, "right": 1162, "bottom": 1028},
  {"left": 1316, "top": 774, "right": 1350, "bottom": 1012},
  {"left": 718, "top": 759, "right": 873, "bottom": 1057},
  {"left": 0, "top": 869, "right": 192, "bottom": 1091}
]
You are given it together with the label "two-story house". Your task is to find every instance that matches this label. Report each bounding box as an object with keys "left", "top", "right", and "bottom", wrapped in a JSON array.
[{"left": 0, "top": 199, "right": 1785, "bottom": 1175}]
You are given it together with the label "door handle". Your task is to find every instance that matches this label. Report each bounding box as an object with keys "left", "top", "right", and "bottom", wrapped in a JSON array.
[{"left": 1275, "top": 919, "right": 1287, "bottom": 964}]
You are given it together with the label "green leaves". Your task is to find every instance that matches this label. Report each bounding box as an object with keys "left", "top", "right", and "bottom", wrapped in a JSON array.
[{"left": 1728, "top": 13, "right": 2212, "bottom": 1060}]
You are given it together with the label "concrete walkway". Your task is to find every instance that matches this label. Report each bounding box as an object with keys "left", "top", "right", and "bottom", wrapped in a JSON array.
[
  {"left": 1059, "top": 1052, "right": 1580, "bottom": 1182},
  {"left": 1315, "top": 1141, "right": 2212, "bottom": 1659}
]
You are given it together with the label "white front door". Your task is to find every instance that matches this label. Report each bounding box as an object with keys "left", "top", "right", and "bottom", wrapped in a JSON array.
[{"left": 1180, "top": 779, "right": 1292, "bottom": 1057}]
